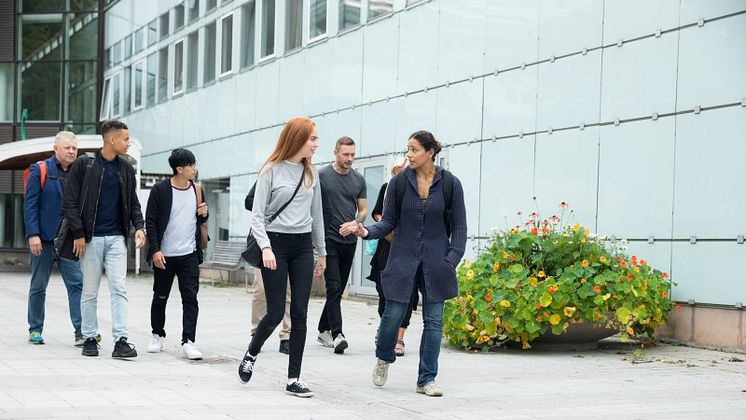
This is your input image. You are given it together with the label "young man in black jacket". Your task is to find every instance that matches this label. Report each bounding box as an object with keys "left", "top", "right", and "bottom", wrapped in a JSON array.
[
  {"left": 145, "top": 148, "right": 208, "bottom": 360},
  {"left": 62, "top": 120, "right": 145, "bottom": 358}
]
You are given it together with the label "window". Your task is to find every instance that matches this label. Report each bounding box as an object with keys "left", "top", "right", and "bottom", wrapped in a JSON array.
[
  {"left": 220, "top": 14, "right": 233, "bottom": 75},
  {"left": 240, "top": 1, "right": 255, "bottom": 68},
  {"left": 100, "top": 78, "right": 111, "bottom": 119},
  {"left": 148, "top": 19, "right": 158, "bottom": 46},
  {"left": 160, "top": 12, "right": 170, "bottom": 39},
  {"left": 123, "top": 65, "right": 131, "bottom": 113},
  {"left": 0, "top": 64, "right": 12, "bottom": 122},
  {"left": 112, "top": 72, "right": 120, "bottom": 117},
  {"left": 68, "top": 13, "right": 98, "bottom": 60},
  {"left": 19, "top": 14, "right": 63, "bottom": 61},
  {"left": 123, "top": 34, "right": 132, "bottom": 59},
  {"left": 104, "top": 47, "right": 112, "bottom": 69},
  {"left": 66, "top": 62, "right": 97, "bottom": 124},
  {"left": 338, "top": 0, "right": 360, "bottom": 31},
  {"left": 309, "top": 0, "right": 327, "bottom": 39},
  {"left": 158, "top": 47, "right": 168, "bottom": 102},
  {"left": 187, "top": 31, "right": 198, "bottom": 89},
  {"left": 188, "top": 0, "right": 200, "bottom": 22},
  {"left": 204, "top": 21, "right": 216, "bottom": 82},
  {"left": 134, "top": 27, "right": 144, "bottom": 54},
  {"left": 174, "top": 3, "right": 185, "bottom": 30},
  {"left": 173, "top": 41, "right": 184, "bottom": 94},
  {"left": 206, "top": 0, "right": 217, "bottom": 12},
  {"left": 19, "top": 62, "right": 62, "bottom": 121},
  {"left": 147, "top": 52, "right": 157, "bottom": 106},
  {"left": 113, "top": 40, "right": 122, "bottom": 65},
  {"left": 260, "top": 0, "right": 275, "bottom": 58},
  {"left": 134, "top": 61, "right": 144, "bottom": 109},
  {"left": 368, "top": 0, "right": 393, "bottom": 20},
  {"left": 285, "top": 0, "right": 302, "bottom": 52}
]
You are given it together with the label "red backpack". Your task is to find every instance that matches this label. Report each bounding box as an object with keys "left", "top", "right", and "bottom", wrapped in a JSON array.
[{"left": 23, "top": 161, "right": 48, "bottom": 195}]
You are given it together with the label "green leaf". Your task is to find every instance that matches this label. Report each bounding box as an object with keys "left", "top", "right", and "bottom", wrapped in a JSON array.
[
  {"left": 509, "top": 264, "right": 525, "bottom": 274},
  {"left": 616, "top": 307, "right": 631, "bottom": 324},
  {"left": 539, "top": 293, "right": 553, "bottom": 307}
]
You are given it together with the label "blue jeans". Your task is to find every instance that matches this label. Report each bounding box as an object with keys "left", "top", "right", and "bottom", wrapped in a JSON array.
[
  {"left": 375, "top": 264, "right": 444, "bottom": 386},
  {"left": 80, "top": 236, "right": 128, "bottom": 341},
  {"left": 28, "top": 241, "right": 83, "bottom": 335}
]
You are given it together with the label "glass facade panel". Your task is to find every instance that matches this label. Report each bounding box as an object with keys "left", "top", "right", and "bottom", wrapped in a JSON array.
[
  {"left": 158, "top": 47, "right": 168, "bottom": 102},
  {"left": 285, "top": 0, "right": 302, "bottom": 51},
  {"left": 134, "top": 61, "right": 143, "bottom": 108},
  {"left": 123, "top": 34, "right": 132, "bottom": 59},
  {"left": 69, "top": 13, "right": 98, "bottom": 60},
  {"left": 339, "top": 0, "right": 360, "bottom": 30},
  {"left": 148, "top": 19, "right": 158, "bottom": 46},
  {"left": 206, "top": 0, "right": 217, "bottom": 12},
  {"left": 204, "top": 21, "right": 217, "bottom": 82},
  {"left": 19, "top": 0, "right": 64, "bottom": 13},
  {"left": 187, "top": 31, "right": 198, "bottom": 89},
  {"left": 147, "top": 52, "right": 157, "bottom": 106},
  {"left": 112, "top": 40, "right": 122, "bottom": 64},
  {"left": 368, "top": 0, "right": 393, "bottom": 20},
  {"left": 310, "top": 0, "right": 327, "bottom": 39},
  {"left": 122, "top": 65, "right": 131, "bottom": 113},
  {"left": 174, "top": 4, "right": 185, "bottom": 30},
  {"left": 20, "top": 14, "right": 64, "bottom": 61},
  {"left": 241, "top": 1, "right": 256, "bottom": 68},
  {"left": 261, "top": 0, "right": 275, "bottom": 57},
  {"left": 19, "top": 61, "right": 61, "bottom": 121},
  {"left": 66, "top": 61, "right": 97, "bottom": 123},
  {"left": 174, "top": 41, "right": 184, "bottom": 93},
  {"left": 188, "top": 0, "right": 200, "bottom": 22},
  {"left": 160, "top": 12, "right": 170, "bottom": 39},
  {"left": 71, "top": 0, "right": 98, "bottom": 12},
  {"left": 0, "top": 63, "right": 12, "bottom": 122},
  {"left": 111, "top": 71, "right": 120, "bottom": 116},
  {"left": 134, "top": 27, "right": 144, "bottom": 54},
  {"left": 221, "top": 15, "right": 233, "bottom": 74}
]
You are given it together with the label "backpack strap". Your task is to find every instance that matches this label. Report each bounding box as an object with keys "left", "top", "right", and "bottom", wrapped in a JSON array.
[
  {"left": 37, "top": 161, "right": 48, "bottom": 190},
  {"left": 442, "top": 169, "right": 453, "bottom": 212},
  {"left": 193, "top": 182, "right": 202, "bottom": 211},
  {"left": 395, "top": 172, "right": 406, "bottom": 222}
]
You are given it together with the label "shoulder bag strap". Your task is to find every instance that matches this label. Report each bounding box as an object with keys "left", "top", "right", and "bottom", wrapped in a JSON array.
[{"left": 267, "top": 168, "right": 305, "bottom": 225}]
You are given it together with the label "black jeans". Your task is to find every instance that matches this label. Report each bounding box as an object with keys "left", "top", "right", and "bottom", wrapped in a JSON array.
[
  {"left": 151, "top": 252, "right": 200, "bottom": 344},
  {"left": 249, "top": 232, "right": 314, "bottom": 379},
  {"left": 318, "top": 239, "right": 357, "bottom": 338}
]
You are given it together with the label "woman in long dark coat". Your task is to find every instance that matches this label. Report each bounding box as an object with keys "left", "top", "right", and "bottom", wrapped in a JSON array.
[{"left": 350, "top": 130, "right": 467, "bottom": 397}]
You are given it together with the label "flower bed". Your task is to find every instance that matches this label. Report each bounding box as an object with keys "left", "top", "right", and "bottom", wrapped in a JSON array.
[{"left": 443, "top": 204, "right": 677, "bottom": 350}]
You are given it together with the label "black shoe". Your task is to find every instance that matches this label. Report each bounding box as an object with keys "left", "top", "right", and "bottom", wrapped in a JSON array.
[
  {"left": 238, "top": 351, "right": 256, "bottom": 384},
  {"left": 112, "top": 337, "right": 137, "bottom": 358},
  {"left": 82, "top": 337, "right": 99, "bottom": 357},
  {"left": 286, "top": 380, "right": 314, "bottom": 398},
  {"left": 279, "top": 339, "right": 290, "bottom": 355}
]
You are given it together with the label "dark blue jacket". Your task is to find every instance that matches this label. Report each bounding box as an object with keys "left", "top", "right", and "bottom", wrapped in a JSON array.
[
  {"left": 24, "top": 156, "right": 65, "bottom": 242},
  {"left": 365, "top": 166, "right": 467, "bottom": 303}
]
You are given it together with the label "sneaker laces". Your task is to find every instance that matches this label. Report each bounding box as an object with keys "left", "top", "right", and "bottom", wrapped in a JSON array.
[
  {"left": 291, "top": 379, "right": 309, "bottom": 390},
  {"left": 241, "top": 355, "right": 255, "bottom": 374}
]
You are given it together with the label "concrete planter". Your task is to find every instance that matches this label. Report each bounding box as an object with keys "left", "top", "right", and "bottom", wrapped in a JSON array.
[{"left": 529, "top": 321, "right": 619, "bottom": 351}]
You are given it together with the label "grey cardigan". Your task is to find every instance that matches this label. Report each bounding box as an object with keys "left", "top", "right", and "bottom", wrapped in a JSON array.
[{"left": 365, "top": 166, "right": 467, "bottom": 303}]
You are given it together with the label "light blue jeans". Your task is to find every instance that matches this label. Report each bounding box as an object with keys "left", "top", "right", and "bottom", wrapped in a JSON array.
[{"left": 80, "top": 236, "right": 129, "bottom": 341}]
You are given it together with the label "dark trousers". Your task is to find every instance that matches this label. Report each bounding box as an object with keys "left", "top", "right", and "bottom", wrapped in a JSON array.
[
  {"left": 318, "top": 239, "right": 357, "bottom": 338},
  {"left": 249, "top": 232, "right": 314, "bottom": 379},
  {"left": 151, "top": 252, "right": 200, "bottom": 344},
  {"left": 376, "top": 279, "right": 418, "bottom": 329}
]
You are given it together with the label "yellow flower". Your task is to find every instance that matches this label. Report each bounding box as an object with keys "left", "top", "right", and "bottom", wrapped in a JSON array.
[
  {"left": 466, "top": 269, "right": 474, "bottom": 280},
  {"left": 465, "top": 294, "right": 473, "bottom": 302},
  {"left": 599, "top": 256, "right": 608, "bottom": 264},
  {"left": 502, "top": 251, "right": 509, "bottom": 259},
  {"left": 602, "top": 293, "right": 611, "bottom": 301},
  {"left": 549, "top": 314, "right": 562, "bottom": 325},
  {"left": 572, "top": 223, "right": 581, "bottom": 232},
  {"left": 528, "top": 276, "right": 538, "bottom": 287},
  {"left": 634, "top": 266, "right": 640, "bottom": 273},
  {"left": 499, "top": 300, "right": 511, "bottom": 308},
  {"left": 521, "top": 340, "right": 532, "bottom": 350},
  {"left": 537, "top": 271, "right": 546, "bottom": 278},
  {"left": 563, "top": 307, "right": 576, "bottom": 317},
  {"left": 584, "top": 228, "right": 590, "bottom": 236},
  {"left": 493, "top": 261, "right": 500, "bottom": 272},
  {"left": 581, "top": 237, "right": 587, "bottom": 244}
]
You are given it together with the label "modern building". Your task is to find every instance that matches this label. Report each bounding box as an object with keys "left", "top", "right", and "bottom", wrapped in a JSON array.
[{"left": 2, "top": 0, "right": 745, "bottom": 349}]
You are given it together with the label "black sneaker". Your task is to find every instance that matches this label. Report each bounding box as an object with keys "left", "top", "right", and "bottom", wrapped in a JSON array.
[
  {"left": 238, "top": 351, "right": 256, "bottom": 384},
  {"left": 279, "top": 339, "right": 290, "bottom": 355},
  {"left": 286, "top": 379, "right": 314, "bottom": 398},
  {"left": 112, "top": 337, "right": 137, "bottom": 358},
  {"left": 82, "top": 337, "right": 99, "bottom": 357}
]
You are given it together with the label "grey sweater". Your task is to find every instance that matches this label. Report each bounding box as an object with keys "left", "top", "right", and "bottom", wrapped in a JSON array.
[{"left": 249, "top": 160, "right": 326, "bottom": 257}]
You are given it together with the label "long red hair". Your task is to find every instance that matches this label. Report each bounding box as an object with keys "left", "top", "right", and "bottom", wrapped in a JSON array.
[{"left": 263, "top": 117, "right": 316, "bottom": 186}]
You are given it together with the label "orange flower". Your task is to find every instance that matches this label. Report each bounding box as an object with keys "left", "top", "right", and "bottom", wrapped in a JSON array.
[
  {"left": 675, "top": 305, "right": 682, "bottom": 312},
  {"left": 631, "top": 255, "right": 637, "bottom": 263},
  {"left": 548, "top": 286, "right": 558, "bottom": 294},
  {"left": 595, "top": 312, "right": 603, "bottom": 320},
  {"left": 484, "top": 293, "right": 492, "bottom": 303},
  {"left": 640, "top": 259, "right": 647, "bottom": 267},
  {"left": 627, "top": 327, "right": 635, "bottom": 335},
  {"left": 626, "top": 272, "right": 634, "bottom": 280},
  {"left": 593, "top": 285, "right": 601, "bottom": 294},
  {"left": 620, "top": 261, "right": 627, "bottom": 268},
  {"left": 535, "top": 303, "right": 543, "bottom": 309},
  {"left": 530, "top": 227, "right": 539, "bottom": 236},
  {"left": 661, "top": 272, "right": 669, "bottom": 279},
  {"left": 662, "top": 290, "right": 668, "bottom": 298},
  {"left": 535, "top": 317, "right": 543, "bottom": 323},
  {"left": 581, "top": 260, "right": 589, "bottom": 268},
  {"left": 492, "top": 261, "right": 500, "bottom": 272}
]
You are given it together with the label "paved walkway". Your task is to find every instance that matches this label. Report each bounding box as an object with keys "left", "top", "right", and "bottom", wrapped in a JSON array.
[{"left": 0, "top": 272, "right": 745, "bottom": 419}]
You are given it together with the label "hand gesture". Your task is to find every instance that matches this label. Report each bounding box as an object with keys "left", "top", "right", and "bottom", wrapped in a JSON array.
[
  {"left": 339, "top": 221, "right": 360, "bottom": 237},
  {"left": 28, "top": 236, "right": 42, "bottom": 257}
]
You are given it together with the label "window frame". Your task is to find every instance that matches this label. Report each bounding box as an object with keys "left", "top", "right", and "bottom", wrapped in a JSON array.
[
  {"left": 133, "top": 59, "right": 145, "bottom": 111},
  {"left": 259, "top": 0, "right": 276, "bottom": 62},
  {"left": 110, "top": 71, "right": 121, "bottom": 118},
  {"left": 308, "top": 0, "right": 328, "bottom": 44},
  {"left": 240, "top": 0, "right": 256, "bottom": 69},
  {"left": 173, "top": 39, "right": 185, "bottom": 95},
  {"left": 218, "top": 12, "right": 234, "bottom": 77}
]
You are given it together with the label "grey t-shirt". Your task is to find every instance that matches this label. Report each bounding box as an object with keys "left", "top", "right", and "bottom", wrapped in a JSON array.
[{"left": 319, "top": 164, "right": 367, "bottom": 244}]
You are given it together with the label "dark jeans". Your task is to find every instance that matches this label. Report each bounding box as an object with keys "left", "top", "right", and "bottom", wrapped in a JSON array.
[
  {"left": 372, "top": 239, "right": 418, "bottom": 329},
  {"left": 318, "top": 239, "right": 357, "bottom": 337},
  {"left": 28, "top": 241, "right": 83, "bottom": 335},
  {"left": 376, "top": 263, "right": 444, "bottom": 385},
  {"left": 376, "top": 279, "right": 418, "bottom": 329},
  {"left": 249, "top": 232, "right": 314, "bottom": 379},
  {"left": 151, "top": 252, "right": 200, "bottom": 344}
]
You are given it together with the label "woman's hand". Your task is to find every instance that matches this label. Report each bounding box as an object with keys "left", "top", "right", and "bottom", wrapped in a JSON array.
[
  {"left": 351, "top": 225, "right": 369, "bottom": 238},
  {"left": 314, "top": 256, "right": 326, "bottom": 277},
  {"left": 262, "top": 247, "right": 276, "bottom": 270}
]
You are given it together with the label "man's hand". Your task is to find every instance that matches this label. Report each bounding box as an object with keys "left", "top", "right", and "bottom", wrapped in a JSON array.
[
  {"left": 135, "top": 229, "right": 146, "bottom": 248},
  {"left": 73, "top": 238, "right": 86, "bottom": 258},
  {"left": 262, "top": 248, "right": 276, "bottom": 270},
  {"left": 339, "top": 221, "right": 360, "bottom": 237},
  {"left": 28, "top": 236, "right": 42, "bottom": 257},
  {"left": 197, "top": 202, "right": 208, "bottom": 217},
  {"left": 351, "top": 225, "right": 368, "bottom": 238},
  {"left": 152, "top": 250, "right": 166, "bottom": 269},
  {"left": 314, "top": 256, "right": 326, "bottom": 277}
]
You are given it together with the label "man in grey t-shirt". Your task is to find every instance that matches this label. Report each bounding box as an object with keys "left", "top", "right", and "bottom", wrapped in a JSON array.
[{"left": 317, "top": 136, "right": 367, "bottom": 354}]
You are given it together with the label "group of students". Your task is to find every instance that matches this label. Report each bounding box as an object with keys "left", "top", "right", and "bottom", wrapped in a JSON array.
[{"left": 23, "top": 116, "right": 467, "bottom": 400}]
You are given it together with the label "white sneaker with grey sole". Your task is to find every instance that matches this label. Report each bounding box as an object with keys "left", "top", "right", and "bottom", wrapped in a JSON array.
[
  {"left": 181, "top": 341, "right": 203, "bottom": 360},
  {"left": 147, "top": 334, "right": 163, "bottom": 353},
  {"left": 372, "top": 358, "right": 390, "bottom": 386},
  {"left": 317, "top": 330, "right": 333, "bottom": 348}
]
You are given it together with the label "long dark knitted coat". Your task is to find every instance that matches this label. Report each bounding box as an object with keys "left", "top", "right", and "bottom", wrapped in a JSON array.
[{"left": 365, "top": 166, "right": 467, "bottom": 303}]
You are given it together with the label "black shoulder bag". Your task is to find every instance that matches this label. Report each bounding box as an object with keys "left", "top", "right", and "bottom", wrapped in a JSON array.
[{"left": 241, "top": 169, "right": 305, "bottom": 267}]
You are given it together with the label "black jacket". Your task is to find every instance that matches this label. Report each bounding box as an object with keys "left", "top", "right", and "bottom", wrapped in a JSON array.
[
  {"left": 62, "top": 150, "right": 145, "bottom": 242},
  {"left": 145, "top": 179, "right": 208, "bottom": 264}
]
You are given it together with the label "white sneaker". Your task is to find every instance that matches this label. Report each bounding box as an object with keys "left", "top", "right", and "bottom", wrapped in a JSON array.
[
  {"left": 416, "top": 382, "right": 443, "bottom": 397},
  {"left": 372, "top": 358, "right": 390, "bottom": 387},
  {"left": 181, "top": 341, "right": 203, "bottom": 360},
  {"left": 333, "top": 334, "right": 348, "bottom": 354},
  {"left": 317, "top": 331, "right": 333, "bottom": 348},
  {"left": 147, "top": 334, "right": 163, "bottom": 353}
]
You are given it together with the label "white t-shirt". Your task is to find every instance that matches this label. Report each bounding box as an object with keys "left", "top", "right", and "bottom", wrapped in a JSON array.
[{"left": 161, "top": 183, "right": 197, "bottom": 257}]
